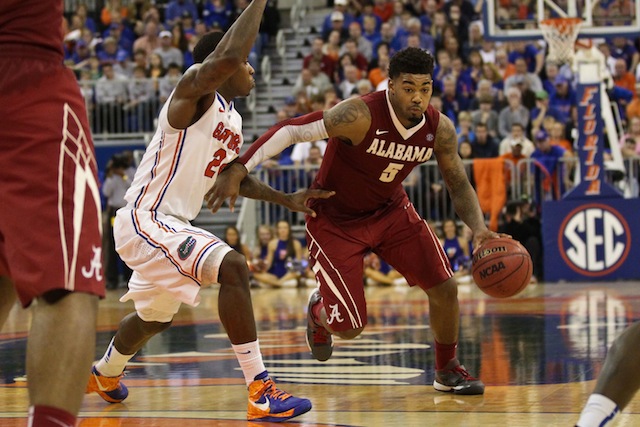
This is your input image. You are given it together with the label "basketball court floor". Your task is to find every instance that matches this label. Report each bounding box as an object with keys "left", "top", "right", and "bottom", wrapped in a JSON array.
[{"left": 2, "top": 279, "right": 640, "bottom": 426}]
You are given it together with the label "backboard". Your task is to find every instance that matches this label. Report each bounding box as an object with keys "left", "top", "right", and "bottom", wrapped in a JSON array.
[{"left": 484, "top": 0, "right": 640, "bottom": 40}]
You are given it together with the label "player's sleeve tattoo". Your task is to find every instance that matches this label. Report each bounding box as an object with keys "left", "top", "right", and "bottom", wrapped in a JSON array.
[{"left": 325, "top": 99, "right": 371, "bottom": 128}]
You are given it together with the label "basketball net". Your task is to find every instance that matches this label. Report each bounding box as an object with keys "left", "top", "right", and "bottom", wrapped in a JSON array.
[{"left": 539, "top": 17, "right": 584, "bottom": 65}]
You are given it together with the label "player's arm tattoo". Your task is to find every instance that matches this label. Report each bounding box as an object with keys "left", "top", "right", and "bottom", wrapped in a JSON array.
[
  {"left": 436, "top": 115, "right": 487, "bottom": 232},
  {"left": 324, "top": 99, "right": 371, "bottom": 144}
]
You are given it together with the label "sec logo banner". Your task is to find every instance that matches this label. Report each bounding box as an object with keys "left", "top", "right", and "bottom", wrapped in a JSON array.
[{"left": 558, "top": 203, "right": 631, "bottom": 277}]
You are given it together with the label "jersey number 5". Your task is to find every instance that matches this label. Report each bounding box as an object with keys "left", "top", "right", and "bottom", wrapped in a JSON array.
[
  {"left": 379, "top": 162, "right": 404, "bottom": 182},
  {"left": 204, "top": 148, "right": 227, "bottom": 178}
]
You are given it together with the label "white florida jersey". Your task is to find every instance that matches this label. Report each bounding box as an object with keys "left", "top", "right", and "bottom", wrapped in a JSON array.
[{"left": 125, "top": 90, "right": 243, "bottom": 220}]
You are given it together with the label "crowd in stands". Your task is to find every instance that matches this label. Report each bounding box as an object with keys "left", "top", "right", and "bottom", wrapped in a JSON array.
[{"left": 62, "top": 0, "right": 280, "bottom": 133}]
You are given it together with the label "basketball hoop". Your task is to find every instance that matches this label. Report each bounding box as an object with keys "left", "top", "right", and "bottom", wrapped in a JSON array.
[{"left": 539, "top": 17, "right": 584, "bottom": 65}]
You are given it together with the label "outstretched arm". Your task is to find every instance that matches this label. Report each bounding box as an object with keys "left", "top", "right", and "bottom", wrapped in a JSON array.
[
  {"left": 205, "top": 97, "right": 371, "bottom": 212},
  {"left": 230, "top": 173, "right": 335, "bottom": 217},
  {"left": 434, "top": 113, "right": 499, "bottom": 249},
  {"left": 168, "top": 0, "right": 267, "bottom": 129}
]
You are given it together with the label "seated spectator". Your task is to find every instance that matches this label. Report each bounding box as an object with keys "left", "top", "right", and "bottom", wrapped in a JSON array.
[
  {"left": 164, "top": 0, "right": 198, "bottom": 27},
  {"left": 224, "top": 226, "right": 253, "bottom": 260},
  {"left": 440, "top": 219, "right": 471, "bottom": 278},
  {"left": 202, "top": 0, "right": 232, "bottom": 30},
  {"left": 323, "top": 30, "right": 343, "bottom": 64},
  {"left": 530, "top": 89, "right": 564, "bottom": 135},
  {"left": 500, "top": 137, "right": 529, "bottom": 199},
  {"left": 609, "top": 36, "right": 639, "bottom": 77},
  {"left": 361, "top": 14, "right": 381, "bottom": 51},
  {"left": 498, "top": 87, "right": 530, "bottom": 139},
  {"left": 541, "top": 60, "right": 561, "bottom": 96},
  {"left": 339, "top": 38, "right": 370, "bottom": 74},
  {"left": 355, "top": 79, "right": 373, "bottom": 96},
  {"left": 95, "top": 62, "right": 128, "bottom": 133},
  {"left": 549, "top": 75, "right": 577, "bottom": 127},
  {"left": 133, "top": 20, "right": 161, "bottom": 59},
  {"left": 345, "top": 21, "right": 373, "bottom": 62},
  {"left": 625, "top": 83, "right": 640, "bottom": 121},
  {"left": 372, "top": 0, "right": 394, "bottom": 22},
  {"left": 368, "top": 54, "right": 389, "bottom": 90},
  {"left": 338, "top": 64, "right": 361, "bottom": 99},
  {"left": 293, "top": 59, "right": 332, "bottom": 99},
  {"left": 619, "top": 117, "right": 640, "bottom": 155},
  {"left": 97, "top": 37, "right": 130, "bottom": 70},
  {"left": 499, "top": 200, "right": 543, "bottom": 281},
  {"left": 304, "top": 37, "right": 337, "bottom": 82},
  {"left": 154, "top": 30, "right": 184, "bottom": 69},
  {"left": 253, "top": 220, "right": 304, "bottom": 288},
  {"left": 441, "top": 74, "right": 463, "bottom": 124},
  {"left": 504, "top": 57, "right": 543, "bottom": 94},
  {"left": 363, "top": 252, "right": 404, "bottom": 287},
  {"left": 472, "top": 122, "right": 500, "bottom": 158},
  {"left": 396, "top": 16, "right": 435, "bottom": 54},
  {"left": 159, "top": 62, "right": 183, "bottom": 103},
  {"left": 147, "top": 52, "right": 166, "bottom": 88},
  {"left": 125, "top": 65, "right": 156, "bottom": 132},
  {"left": 101, "top": 0, "right": 129, "bottom": 28},
  {"left": 613, "top": 57, "right": 636, "bottom": 94},
  {"left": 471, "top": 94, "right": 500, "bottom": 138},
  {"left": 457, "top": 111, "right": 476, "bottom": 144},
  {"left": 548, "top": 121, "right": 573, "bottom": 155},
  {"left": 530, "top": 129, "right": 572, "bottom": 201},
  {"left": 323, "top": 9, "right": 350, "bottom": 43},
  {"left": 495, "top": 47, "right": 516, "bottom": 80},
  {"left": 499, "top": 123, "right": 535, "bottom": 157},
  {"left": 508, "top": 40, "right": 544, "bottom": 74}
]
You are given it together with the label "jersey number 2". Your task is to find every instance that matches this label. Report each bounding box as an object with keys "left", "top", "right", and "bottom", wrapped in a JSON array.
[
  {"left": 204, "top": 148, "right": 227, "bottom": 178},
  {"left": 379, "top": 162, "right": 404, "bottom": 182}
]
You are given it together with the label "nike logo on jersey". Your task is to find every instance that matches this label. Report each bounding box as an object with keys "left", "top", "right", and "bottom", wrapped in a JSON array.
[
  {"left": 250, "top": 396, "right": 271, "bottom": 411},
  {"left": 375, "top": 129, "right": 389, "bottom": 135}
]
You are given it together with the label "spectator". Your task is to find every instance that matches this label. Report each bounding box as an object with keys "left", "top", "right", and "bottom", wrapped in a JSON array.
[
  {"left": 499, "top": 122, "right": 535, "bottom": 157},
  {"left": 541, "top": 60, "right": 561, "bottom": 97},
  {"left": 495, "top": 47, "right": 516, "bottom": 80},
  {"left": 361, "top": 14, "right": 382, "bottom": 51},
  {"left": 95, "top": 62, "right": 128, "bottom": 133},
  {"left": 340, "top": 38, "right": 371, "bottom": 73},
  {"left": 293, "top": 65, "right": 330, "bottom": 99},
  {"left": 508, "top": 40, "right": 544, "bottom": 74},
  {"left": 463, "top": 21, "right": 485, "bottom": 59},
  {"left": 323, "top": 10, "right": 350, "bottom": 42},
  {"left": 504, "top": 57, "right": 543, "bottom": 93},
  {"left": 164, "top": 0, "right": 199, "bottom": 27},
  {"left": 369, "top": 54, "right": 390, "bottom": 90},
  {"left": 396, "top": 17, "right": 435, "bottom": 54},
  {"left": 500, "top": 137, "right": 529, "bottom": 199},
  {"left": 202, "top": 0, "right": 232, "bottom": 30},
  {"left": 530, "top": 89, "right": 564, "bottom": 135},
  {"left": 609, "top": 36, "right": 639, "bottom": 74},
  {"left": 159, "top": 62, "right": 183, "bottom": 103},
  {"left": 363, "top": 252, "right": 404, "bottom": 287},
  {"left": 498, "top": 87, "right": 530, "bottom": 139},
  {"left": 251, "top": 224, "right": 274, "bottom": 278},
  {"left": 133, "top": 20, "right": 161, "bottom": 59},
  {"left": 530, "top": 129, "right": 571, "bottom": 201},
  {"left": 224, "top": 226, "right": 253, "bottom": 260},
  {"left": 499, "top": 200, "right": 542, "bottom": 281},
  {"left": 355, "top": 78, "right": 374, "bottom": 96},
  {"left": 441, "top": 74, "right": 462, "bottom": 123},
  {"left": 253, "top": 220, "right": 304, "bottom": 288},
  {"left": 102, "top": 154, "right": 133, "bottom": 289},
  {"left": 154, "top": 30, "right": 184, "bottom": 69},
  {"left": 457, "top": 111, "right": 476, "bottom": 144},
  {"left": 125, "top": 65, "right": 156, "bottom": 131},
  {"left": 147, "top": 52, "right": 166, "bottom": 90},
  {"left": 101, "top": 0, "right": 129, "bottom": 28},
  {"left": 338, "top": 64, "right": 361, "bottom": 98},
  {"left": 549, "top": 75, "right": 577, "bottom": 128},
  {"left": 471, "top": 94, "right": 500, "bottom": 138},
  {"left": 549, "top": 120, "right": 574, "bottom": 155},
  {"left": 97, "top": 36, "right": 130, "bottom": 69},
  {"left": 619, "top": 117, "right": 640, "bottom": 155},
  {"left": 613, "top": 58, "right": 636, "bottom": 94},
  {"left": 440, "top": 219, "right": 471, "bottom": 278},
  {"left": 472, "top": 122, "right": 500, "bottom": 158},
  {"left": 625, "top": 83, "right": 640, "bottom": 121},
  {"left": 304, "top": 37, "right": 337, "bottom": 82},
  {"left": 323, "top": 30, "right": 343, "bottom": 63},
  {"left": 379, "top": 22, "right": 401, "bottom": 55},
  {"left": 373, "top": 0, "right": 394, "bottom": 22},
  {"left": 345, "top": 21, "right": 373, "bottom": 62}
]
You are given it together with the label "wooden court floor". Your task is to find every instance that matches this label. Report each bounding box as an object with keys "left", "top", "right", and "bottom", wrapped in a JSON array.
[{"left": 2, "top": 279, "right": 640, "bottom": 426}]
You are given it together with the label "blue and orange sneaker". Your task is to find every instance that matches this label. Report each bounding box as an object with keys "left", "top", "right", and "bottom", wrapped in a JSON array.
[
  {"left": 86, "top": 366, "right": 129, "bottom": 403},
  {"left": 247, "top": 374, "right": 312, "bottom": 422}
]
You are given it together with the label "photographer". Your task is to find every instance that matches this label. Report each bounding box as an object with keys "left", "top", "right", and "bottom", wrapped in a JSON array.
[{"left": 102, "top": 153, "right": 133, "bottom": 289}]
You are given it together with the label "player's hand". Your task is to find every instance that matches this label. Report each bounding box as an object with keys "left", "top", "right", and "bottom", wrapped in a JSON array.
[
  {"left": 205, "top": 162, "right": 248, "bottom": 213},
  {"left": 284, "top": 189, "right": 335, "bottom": 217},
  {"left": 472, "top": 229, "right": 511, "bottom": 255}
]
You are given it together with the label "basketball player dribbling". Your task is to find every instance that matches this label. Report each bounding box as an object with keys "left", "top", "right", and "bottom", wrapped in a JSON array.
[
  {"left": 0, "top": 1, "right": 104, "bottom": 426},
  {"left": 85, "top": 0, "right": 332, "bottom": 422},
  {"left": 209, "top": 47, "right": 505, "bottom": 395}
]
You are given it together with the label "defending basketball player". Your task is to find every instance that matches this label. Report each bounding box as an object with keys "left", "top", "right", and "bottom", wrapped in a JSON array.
[
  {"left": 85, "top": 0, "right": 330, "bottom": 422},
  {"left": 208, "top": 47, "right": 505, "bottom": 395}
]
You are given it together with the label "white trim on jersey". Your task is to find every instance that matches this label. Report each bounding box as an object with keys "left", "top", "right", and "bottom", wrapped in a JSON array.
[{"left": 384, "top": 89, "right": 426, "bottom": 141}]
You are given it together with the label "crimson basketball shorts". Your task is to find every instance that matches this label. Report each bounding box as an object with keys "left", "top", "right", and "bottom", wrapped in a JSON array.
[
  {"left": 0, "top": 56, "right": 104, "bottom": 306},
  {"left": 305, "top": 195, "right": 453, "bottom": 332}
]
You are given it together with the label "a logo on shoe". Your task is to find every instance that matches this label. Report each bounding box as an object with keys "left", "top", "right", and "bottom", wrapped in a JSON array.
[
  {"left": 93, "top": 374, "right": 111, "bottom": 392},
  {"left": 250, "top": 396, "right": 270, "bottom": 411},
  {"left": 326, "top": 304, "right": 344, "bottom": 325},
  {"left": 178, "top": 236, "right": 197, "bottom": 260}
]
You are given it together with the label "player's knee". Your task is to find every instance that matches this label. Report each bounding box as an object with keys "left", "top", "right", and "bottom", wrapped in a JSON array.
[
  {"left": 218, "top": 250, "right": 250, "bottom": 287},
  {"left": 426, "top": 277, "right": 458, "bottom": 302},
  {"left": 135, "top": 308, "right": 174, "bottom": 329},
  {"left": 334, "top": 327, "right": 364, "bottom": 340}
]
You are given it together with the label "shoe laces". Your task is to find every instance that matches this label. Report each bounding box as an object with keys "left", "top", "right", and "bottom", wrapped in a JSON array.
[
  {"left": 263, "top": 379, "right": 291, "bottom": 401},
  {"left": 452, "top": 365, "right": 477, "bottom": 381}
]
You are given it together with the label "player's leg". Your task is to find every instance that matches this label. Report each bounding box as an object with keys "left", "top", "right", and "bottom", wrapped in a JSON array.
[
  {"left": 305, "top": 215, "right": 369, "bottom": 361},
  {"left": 210, "top": 247, "right": 312, "bottom": 422},
  {"left": 576, "top": 321, "right": 640, "bottom": 427},
  {"left": 27, "top": 290, "right": 98, "bottom": 415},
  {"left": 377, "top": 200, "right": 485, "bottom": 395},
  {"left": 0, "top": 276, "right": 17, "bottom": 330}
]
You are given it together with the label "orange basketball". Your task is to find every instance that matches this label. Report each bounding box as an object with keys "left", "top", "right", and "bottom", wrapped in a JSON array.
[{"left": 471, "top": 238, "right": 533, "bottom": 298}]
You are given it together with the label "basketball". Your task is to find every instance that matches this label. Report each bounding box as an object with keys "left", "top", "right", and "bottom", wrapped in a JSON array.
[{"left": 471, "top": 238, "right": 533, "bottom": 298}]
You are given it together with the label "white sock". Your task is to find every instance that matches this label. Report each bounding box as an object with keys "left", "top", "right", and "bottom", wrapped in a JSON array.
[
  {"left": 232, "top": 340, "right": 267, "bottom": 386},
  {"left": 95, "top": 337, "right": 136, "bottom": 377},
  {"left": 576, "top": 394, "right": 620, "bottom": 427}
]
